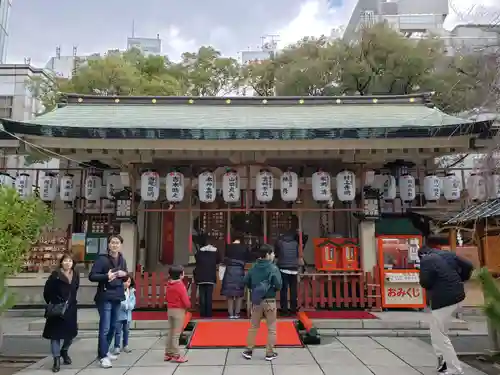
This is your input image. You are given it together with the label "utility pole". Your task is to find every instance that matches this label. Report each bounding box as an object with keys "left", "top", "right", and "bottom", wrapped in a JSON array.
[{"left": 72, "top": 46, "right": 78, "bottom": 77}]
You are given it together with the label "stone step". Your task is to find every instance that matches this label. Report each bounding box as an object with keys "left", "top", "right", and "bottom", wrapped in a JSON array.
[{"left": 27, "top": 318, "right": 469, "bottom": 332}]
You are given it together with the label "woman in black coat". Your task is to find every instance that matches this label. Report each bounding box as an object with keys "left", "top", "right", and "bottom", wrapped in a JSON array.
[
  {"left": 221, "top": 233, "right": 251, "bottom": 318},
  {"left": 43, "top": 253, "right": 79, "bottom": 373}
]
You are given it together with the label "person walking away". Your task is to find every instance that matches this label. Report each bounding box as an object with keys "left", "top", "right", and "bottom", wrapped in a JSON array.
[
  {"left": 274, "top": 217, "right": 307, "bottom": 316},
  {"left": 221, "top": 233, "right": 250, "bottom": 318},
  {"left": 242, "top": 244, "right": 282, "bottom": 361},
  {"left": 164, "top": 265, "right": 191, "bottom": 363},
  {"left": 89, "top": 235, "right": 128, "bottom": 369},
  {"left": 112, "top": 276, "right": 136, "bottom": 354},
  {"left": 418, "top": 238, "right": 473, "bottom": 375},
  {"left": 194, "top": 234, "right": 220, "bottom": 317},
  {"left": 43, "top": 253, "right": 79, "bottom": 373}
]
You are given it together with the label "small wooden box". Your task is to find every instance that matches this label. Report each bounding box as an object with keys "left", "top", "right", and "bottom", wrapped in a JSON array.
[{"left": 313, "top": 238, "right": 360, "bottom": 271}]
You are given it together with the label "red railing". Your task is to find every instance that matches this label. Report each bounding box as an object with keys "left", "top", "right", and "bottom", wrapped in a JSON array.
[{"left": 134, "top": 266, "right": 382, "bottom": 310}]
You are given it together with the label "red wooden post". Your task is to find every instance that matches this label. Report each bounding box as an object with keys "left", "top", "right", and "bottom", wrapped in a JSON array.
[
  {"left": 343, "top": 276, "right": 349, "bottom": 307},
  {"left": 157, "top": 273, "right": 166, "bottom": 308},
  {"left": 143, "top": 272, "right": 150, "bottom": 307},
  {"left": 151, "top": 272, "right": 158, "bottom": 307},
  {"left": 335, "top": 276, "right": 341, "bottom": 308},
  {"left": 373, "top": 265, "right": 382, "bottom": 309},
  {"left": 134, "top": 272, "right": 143, "bottom": 308},
  {"left": 359, "top": 272, "right": 366, "bottom": 308},
  {"left": 327, "top": 276, "right": 333, "bottom": 308},
  {"left": 319, "top": 277, "right": 326, "bottom": 308},
  {"left": 366, "top": 271, "right": 373, "bottom": 308},
  {"left": 311, "top": 277, "right": 318, "bottom": 308},
  {"left": 350, "top": 276, "right": 358, "bottom": 308}
]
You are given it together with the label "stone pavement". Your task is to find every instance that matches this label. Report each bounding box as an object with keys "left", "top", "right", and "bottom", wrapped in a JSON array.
[{"left": 16, "top": 336, "right": 487, "bottom": 375}]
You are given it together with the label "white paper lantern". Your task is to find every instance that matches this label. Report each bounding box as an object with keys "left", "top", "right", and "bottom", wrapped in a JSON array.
[
  {"left": 423, "top": 174, "right": 441, "bottom": 202},
  {"left": 312, "top": 171, "right": 331, "bottom": 201},
  {"left": 336, "top": 170, "right": 356, "bottom": 202},
  {"left": 198, "top": 171, "right": 216, "bottom": 203},
  {"left": 381, "top": 174, "right": 396, "bottom": 201},
  {"left": 398, "top": 174, "right": 416, "bottom": 203},
  {"left": 140, "top": 171, "right": 160, "bottom": 202},
  {"left": 0, "top": 172, "right": 13, "bottom": 187},
  {"left": 467, "top": 173, "right": 486, "bottom": 201},
  {"left": 255, "top": 170, "right": 274, "bottom": 202},
  {"left": 59, "top": 174, "right": 75, "bottom": 202},
  {"left": 222, "top": 170, "right": 240, "bottom": 203},
  {"left": 443, "top": 174, "right": 461, "bottom": 201},
  {"left": 85, "top": 175, "right": 102, "bottom": 201},
  {"left": 39, "top": 173, "right": 58, "bottom": 201},
  {"left": 280, "top": 171, "right": 298, "bottom": 202},
  {"left": 488, "top": 174, "right": 500, "bottom": 199},
  {"left": 15, "top": 173, "right": 32, "bottom": 199},
  {"left": 166, "top": 171, "right": 185, "bottom": 203},
  {"left": 106, "top": 172, "right": 122, "bottom": 199}
]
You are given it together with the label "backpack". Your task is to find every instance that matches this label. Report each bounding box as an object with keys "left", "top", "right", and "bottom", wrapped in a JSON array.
[{"left": 251, "top": 272, "right": 274, "bottom": 305}]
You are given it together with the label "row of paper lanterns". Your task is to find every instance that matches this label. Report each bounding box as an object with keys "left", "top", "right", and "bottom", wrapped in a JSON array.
[{"left": 2, "top": 169, "right": 498, "bottom": 204}]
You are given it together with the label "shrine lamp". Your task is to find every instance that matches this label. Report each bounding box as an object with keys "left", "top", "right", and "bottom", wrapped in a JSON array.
[{"left": 362, "top": 187, "right": 381, "bottom": 220}]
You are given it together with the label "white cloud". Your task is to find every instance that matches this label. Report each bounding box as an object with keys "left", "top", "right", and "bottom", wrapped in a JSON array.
[{"left": 161, "top": 25, "right": 197, "bottom": 61}]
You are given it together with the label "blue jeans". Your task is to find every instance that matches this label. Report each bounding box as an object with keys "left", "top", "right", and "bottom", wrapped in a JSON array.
[
  {"left": 50, "top": 338, "right": 72, "bottom": 357},
  {"left": 97, "top": 300, "right": 121, "bottom": 359},
  {"left": 114, "top": 320, "right": 129, "bottom": 348}
]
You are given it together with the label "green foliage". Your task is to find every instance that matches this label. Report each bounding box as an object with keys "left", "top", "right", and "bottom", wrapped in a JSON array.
[
  {"left": 478, "top": 268, "right": 500, "bottom": 331},
  {"left": 0, "top": 187, "right": 53, "bottom": 312},
  {"left": 27, "top": 23, "right": 498, "bottom": 115}
]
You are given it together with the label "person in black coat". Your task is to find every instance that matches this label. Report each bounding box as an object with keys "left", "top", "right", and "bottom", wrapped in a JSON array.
[
  {"left": 43, "top": 253, "right": 79, "bottom": 373},
  {"left": 418, "top": 238, "right": 473, "bottom": 375},
  {"left": 194, "top": 234, "right": 221, "bottom": 317},
  {"left": 221, "top": 233, "right": 251, "bottom": 318}
]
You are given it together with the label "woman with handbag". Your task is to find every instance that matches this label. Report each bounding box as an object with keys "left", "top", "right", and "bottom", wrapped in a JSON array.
[{"left": 43, "top": 253, "right": 79, "bottom": 373}]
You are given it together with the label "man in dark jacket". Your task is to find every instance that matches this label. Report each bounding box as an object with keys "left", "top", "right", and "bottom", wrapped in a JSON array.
[
  {"left": 242, "top": 244, "right": 282, "bottom": 361},
  {"left": 89, "top": 235, "right": 128, "bottom": 369},
  {"left": 194, "top": 234, "right": 220, "bottom": 318},
  {"left": 274, "top": 219, "right": 307, "bottom": 316},
  {"left": 418, "top": 239, "right": 473, "bottom": 375}
]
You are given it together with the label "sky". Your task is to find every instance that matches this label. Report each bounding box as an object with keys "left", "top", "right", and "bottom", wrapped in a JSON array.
[{"left": 6, "top": 0, "right": 500, "bottom": 68}]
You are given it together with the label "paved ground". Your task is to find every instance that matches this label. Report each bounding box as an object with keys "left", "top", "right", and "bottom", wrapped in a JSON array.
[{"left": 16, "top": 336, "right": 488, "bottom": 375}]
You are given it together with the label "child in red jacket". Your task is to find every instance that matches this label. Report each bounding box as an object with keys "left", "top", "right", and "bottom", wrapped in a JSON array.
[{"left": 165, "top": 265, "right": 191, "bottom": 363}]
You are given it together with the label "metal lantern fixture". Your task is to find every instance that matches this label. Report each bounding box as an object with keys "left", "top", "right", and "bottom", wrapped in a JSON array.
[
  {"left": 39, "top": 173, "right": 58, "bottom": 202},
  {"left": 364, "top": 170, "right": 376, "bottom": 186},
  {"left": 198, "top": 171, "right": 216, "bottom": 203},
  {"left": 15, "top": 173, "right": 32, "bottom": 199},
  {"left": 362, "top": 187, "right": 381, "bottom": 220},
  {"left": 466, "top": 173, "right": 486, "bottom": 201},
  {"left": 443, "top": 173, "right": 461, "bottom": 201},
  {"left": 423, "top": 174, "right": 441, "bottom": 202},
  {"left": 222, "top": 169, "right": 241, "bottom": 203},
  {"left": 166, "top": 171, "right": 185, "bottom": 203},
  {"left": 336, "top": 170, "right": 356, "bottom": 202},
  {"left": 398, "top": 174, "right": 416, "bottom": 203},
  {"left": 256, "top": 169, "right": 274, "bottom": 202},
  {"left": 59, "top": 174, "right": 75, "bottom": 202},
  {"left": 381, "top": 174, "right": 396, "bottom": 201},
  {"left": 280, "top": 170, "right": 298, "bottom": 202},
  {"left": 0, "top": 172, "right": 13, "bottom": 187},
  {"left": 140, "top": 170, "right": 160, "bottom": 202},
  {"left": 84, "top": 174, "right": 102, "bottom": 201},
  {"left": 488, "top": 174, "right": 500, "bottom": 199},
  {"left": 114, "top": 189, "right": 136, "bottom": 222},
  {"left": 312, "top": 170, "right": 331, "bottom": 202}
]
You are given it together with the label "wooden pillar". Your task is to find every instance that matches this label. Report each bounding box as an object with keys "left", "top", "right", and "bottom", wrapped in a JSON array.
[
  {"left": 449, "top": 228, "right": 457, "bottom": 251},
  {"left": 474, "top": 220, "right": 486, "bottom": 267}
]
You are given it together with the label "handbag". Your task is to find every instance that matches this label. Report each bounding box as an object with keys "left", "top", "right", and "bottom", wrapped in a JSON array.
[{"left": 45, "top": 293, "right": 70, "bottom": 319}]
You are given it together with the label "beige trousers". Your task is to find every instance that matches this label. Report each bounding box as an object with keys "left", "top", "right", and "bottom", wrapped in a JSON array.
[
  {"left": 165, "top": 308, "right": 185, "bottom": 356},
  {"left": 246, "top": 299, "right": 277, "bottom": 354}
]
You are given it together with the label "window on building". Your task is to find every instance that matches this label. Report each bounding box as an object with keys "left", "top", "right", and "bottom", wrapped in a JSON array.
[{"left": 0, "top": 95, "right": 13, "bottom": 119}]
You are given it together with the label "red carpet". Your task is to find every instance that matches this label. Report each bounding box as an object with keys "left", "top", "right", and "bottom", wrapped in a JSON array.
[
  {"left": 132, "top": 310, "right": 377, "bottom": 321},
  {"left": 187, "top": 320, "right": 302, "bottom": 348}
]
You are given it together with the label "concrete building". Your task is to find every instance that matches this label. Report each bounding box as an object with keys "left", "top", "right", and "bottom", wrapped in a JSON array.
[
  {"left": 0, "top": 0, "right": 11, "bottom": 63},
  {"left": 127, "top": 36, "right": 162, "bottom": 55},
  {"left": 0, "top": 64, "right": 49, "bottom": 122},
  {"left": 343, "top": 0, "right": 448, "bottom": 42},
  {"left": 443, "top": 24, "right": 500, "bottom": 55}
]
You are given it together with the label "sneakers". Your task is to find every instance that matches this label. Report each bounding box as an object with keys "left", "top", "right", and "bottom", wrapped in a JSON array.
[
  {"left": 100, "top": 357, "right": 113, "bottom": 368},
  {"left": 106, "top": 352, "right": 118, "bottom": 361},
  {"left": 234, "top": 314, "right": 241, "bottom": 319},
  {"left": 241, "top": 350, "right": 253, "bottom": 359},
  {"left": 164, "top": 353, "right": 172, "bottom": 362},
  {"left": 265, "top": 352, "right": 278, "bottom": 361},
  {"left": 112, "top": 347, "right": 121, "bottom": 355},
  {"left": 241, "top": 350, "right": 278, "bottom": 361},
  {"left": 122, "top": 346, "right": 132, "bottom": 353},
  {"left": 437, "top": 356, "right": 447, "bottom": 373}
]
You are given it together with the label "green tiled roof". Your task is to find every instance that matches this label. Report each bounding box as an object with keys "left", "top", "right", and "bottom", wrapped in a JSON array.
[{"left": 29, "top": 103, "right": 468, "bottom": 129}]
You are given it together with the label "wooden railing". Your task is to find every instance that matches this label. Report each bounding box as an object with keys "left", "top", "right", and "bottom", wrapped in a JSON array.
[{"left": 134, "top": 266, "right": 382, "bottom": 310}]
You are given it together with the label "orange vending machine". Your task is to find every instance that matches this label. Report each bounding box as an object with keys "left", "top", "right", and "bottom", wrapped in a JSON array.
[
  {"left": 313, "top": 237, "right": 360, "bottom": 271},
  {"left": 378, "top": 235, "right": 426, "bottom": 309}
]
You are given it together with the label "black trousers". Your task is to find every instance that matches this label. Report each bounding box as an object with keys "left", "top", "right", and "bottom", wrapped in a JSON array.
[
  {"left": 280, "top": 272, "right": 298, "bottom": 313},
  {"left": 198, "top": 284, "right": 214, "bottom": 317}
]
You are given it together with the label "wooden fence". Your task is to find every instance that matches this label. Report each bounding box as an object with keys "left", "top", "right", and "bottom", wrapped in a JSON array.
[{"left": 134, "top": 266, "right": 381, "bottom": 310}]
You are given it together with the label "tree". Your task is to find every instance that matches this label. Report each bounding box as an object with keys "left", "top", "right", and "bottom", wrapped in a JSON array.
[
  {"left": 174, "top": 46, "right": 243, "bottom": 96},
  {"left": 27, "top": 75, "right": 74, "bottom": 115},
  {"left": 0, "top": 187, "right": 53, "bottom": 314},
  {"left": 478, "top": 268, "right": 500, "bottom": 352}
]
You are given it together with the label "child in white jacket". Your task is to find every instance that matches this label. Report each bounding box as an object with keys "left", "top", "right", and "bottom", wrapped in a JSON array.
[{"left": 113, "top": 276, "right": 136, "bottom": 354}]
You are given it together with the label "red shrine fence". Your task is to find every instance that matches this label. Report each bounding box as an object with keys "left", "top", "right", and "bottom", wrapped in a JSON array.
[{"left": 134, "top": 266, "right": 382, "bottom": 310}]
